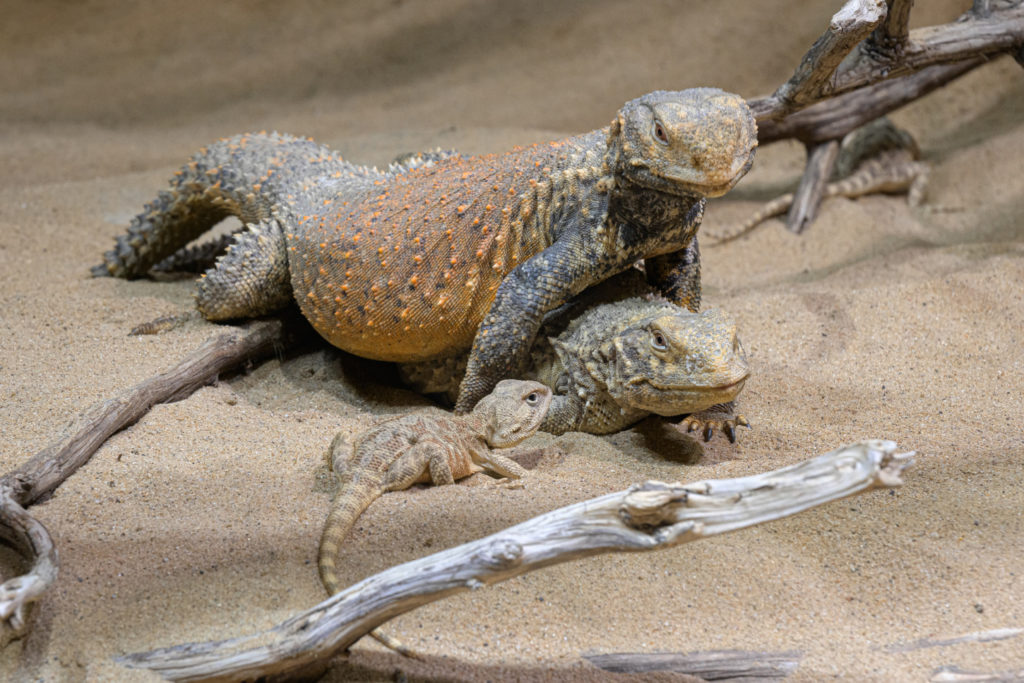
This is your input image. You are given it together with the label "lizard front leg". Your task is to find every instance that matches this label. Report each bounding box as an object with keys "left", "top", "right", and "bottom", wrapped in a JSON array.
[
  {"left": 645, "top": 238, "right": 701, "bottom": 313},
  {"left": 455, "top": 233, "right": 605, "bottom": 413}
]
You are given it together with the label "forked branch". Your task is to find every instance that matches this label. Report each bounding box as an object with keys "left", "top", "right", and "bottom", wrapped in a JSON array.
[
  {"left": 750, "top": 0, "right": 1024, "bottom": 124},
  {"left": 728, "top": 0, "right": 1024, "bottom": 235}
]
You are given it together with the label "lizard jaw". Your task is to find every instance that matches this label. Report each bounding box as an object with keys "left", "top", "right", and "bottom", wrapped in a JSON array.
[
  {"left": 622, "top": 375, "right": 748, "bottom": 415},
  {"left": 624, "top": 159, "right": 753, "bottom": 199}
]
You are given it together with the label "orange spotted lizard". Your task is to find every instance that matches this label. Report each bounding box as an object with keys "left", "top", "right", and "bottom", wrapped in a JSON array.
[{"left": 93, "top": 89, "right": 757, "bottom": 411}]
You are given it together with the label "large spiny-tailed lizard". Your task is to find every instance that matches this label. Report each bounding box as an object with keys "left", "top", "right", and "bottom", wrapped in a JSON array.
[
  {"left": 93, "top": 89, "right": 757, "bottom": 412},
  {"left": 401, "top": 270, "right": 750, "bottom": 440}
]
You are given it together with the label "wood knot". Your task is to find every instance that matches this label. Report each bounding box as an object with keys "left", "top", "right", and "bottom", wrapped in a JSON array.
[
  {"left": 619, "top": 481, "right": 687, "bottom": 530},
  {"left": 476, "top": 538, "right": 523, "bottom": 569}
]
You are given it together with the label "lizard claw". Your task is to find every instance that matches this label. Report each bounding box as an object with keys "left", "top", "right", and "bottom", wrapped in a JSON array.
[{"left": 680, "top": 410, "right": 751, "bottom": 443}]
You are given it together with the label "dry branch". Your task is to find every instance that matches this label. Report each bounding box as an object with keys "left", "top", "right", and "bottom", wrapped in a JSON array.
[
  {"left": 730, "top": 0, "right": 1024, "bottom": 235},
  {"left": 766, "top": 0, "right": 887, "bottom": 116},
  {"left": 750, "top": 2, "right": 1024, "bottom": 123},
  {"left": 0, "top": 319, "right": 288, "bottom": 640},
  {"left": 118, "top": 439, "right": 913, "bottom": 682},
  {"left": 867, "top": 0, "right": 914, "bottom": 55},
  {"left": 756, "top": 59, "right": 984, "bottom": 145}
]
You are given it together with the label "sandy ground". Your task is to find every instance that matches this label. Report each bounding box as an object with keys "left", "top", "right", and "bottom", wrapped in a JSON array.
[{"left": 1, "top": 1, "right": 1022, "bottom": 681}]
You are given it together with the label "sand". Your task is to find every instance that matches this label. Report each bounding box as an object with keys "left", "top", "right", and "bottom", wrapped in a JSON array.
[{"left": 1, "top": 1, "right": 1022, "bottom": 680}]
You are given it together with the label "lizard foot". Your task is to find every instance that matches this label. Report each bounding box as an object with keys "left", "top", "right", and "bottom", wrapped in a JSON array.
[{"left": 679, "top": 409, "right": 750, "bottom": 443}]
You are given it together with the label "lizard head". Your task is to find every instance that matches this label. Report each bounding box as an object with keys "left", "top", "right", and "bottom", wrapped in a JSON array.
[
  {"left": 609, "top": 88, "right": 757, "bottom": 198},
  {"left": 474, "top": 379, "right": 553, "bottom": 448},
  {"left": 610, "top": 307, "right": 749, "bottom": 414}
]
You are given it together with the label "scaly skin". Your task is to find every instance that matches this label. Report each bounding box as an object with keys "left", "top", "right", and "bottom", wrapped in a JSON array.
[
  {"left": 400, "top": 270, "right": 750, "bottom": 438},
  {"left": 706, "top": 118, "right": 928, "bottom": 245},
  {"left": 93, "top": 89, "right": 757, "bottom": 411},
  {"left": 318, "top": 379, "right": 551, "bottom": 655}
]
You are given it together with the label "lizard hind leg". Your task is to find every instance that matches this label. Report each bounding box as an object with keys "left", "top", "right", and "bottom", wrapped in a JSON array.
[
  {"left": 195, "top": 218, "right": 293, "bottom": 321},
  {"left": 384, "top": 441, "right": 455, "bottom": 491}
]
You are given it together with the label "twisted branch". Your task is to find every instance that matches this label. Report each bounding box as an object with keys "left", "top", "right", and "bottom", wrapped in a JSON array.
[{"left": 738, "top": 0, "right": 1024, "bottom": 233}]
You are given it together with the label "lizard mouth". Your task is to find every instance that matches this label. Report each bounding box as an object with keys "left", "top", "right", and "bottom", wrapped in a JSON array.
[
  {"left": 622, "top": 375, "right": 748, "bottom": 415},
  {"left": 630, "top": 165, "right": 751, "bottom": 199},
  {"left": 627, "top": 372, "right": 749, "bottom": 392}
]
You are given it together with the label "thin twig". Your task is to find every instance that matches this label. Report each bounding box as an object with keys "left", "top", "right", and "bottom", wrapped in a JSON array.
[
  {"left": 884, "top": 627, "right": 1024, "bottom": 653},
  {"left": 584, "top": 649, "right": 804, "bottom": 679},
  {"left": 931, "top": 664, "right": 1024, "bottom": 682},
  {"left": 118, "top": 440, "right": 913, "bottom": 682},
  {"left": 786, "top": 140, "right": 841, "bottom": 233}
]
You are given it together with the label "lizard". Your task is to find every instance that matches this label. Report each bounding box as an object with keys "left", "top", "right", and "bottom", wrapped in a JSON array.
[
  {"left": 92, "top": 88, "right": 757, "bottom": 412},
  {"left": 705, "top": 117, "right": 928, "bottom": 245},
  {"left": 399, "top": 269, "right": 751, "bottom": 441},
  {"left": 318, "top": 379, "right": 552, "bottom": 654}
]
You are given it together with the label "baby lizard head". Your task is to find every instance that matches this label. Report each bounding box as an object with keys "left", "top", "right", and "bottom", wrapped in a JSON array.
[
  {"left": 473, "top": 379, "right": 553, "bottom": 448},
  {"left": 610, "top": 307, "right": 750, "bottom": 415},
  {"left": 611, "top": 88, "right": 757, "bottom": 198}
]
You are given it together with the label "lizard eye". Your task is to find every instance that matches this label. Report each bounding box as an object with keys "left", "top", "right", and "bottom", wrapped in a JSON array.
[
  {"left": 653, "top": 121, "right": 669, "bottom": 145},
  {"left": 651, "top": 329, "right": 668, "bottom": 351},
  {"left": 526, "top": 392, "right": 539, "bottom": 405}
]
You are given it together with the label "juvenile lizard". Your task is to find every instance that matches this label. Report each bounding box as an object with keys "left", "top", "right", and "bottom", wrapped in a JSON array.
[
  {"left": 93, "top": 89, "right": 757, "bottom": 411},
  {"left": 318, "top": 379, "right": 552, "bottom": 653}
]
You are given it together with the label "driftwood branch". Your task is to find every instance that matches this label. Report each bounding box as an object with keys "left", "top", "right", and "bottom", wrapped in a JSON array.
[
  {"left": 866, "top": 0, "right": 914, "bottom": 58},
  {"left": 0, "top": 320, "right": 288, "bottom": 641},
  {"left": 766, "top": 0, "right": 887, "bottom": 115},
  {"left": 723, "top": 0, "right": 1024, "bottom": 236},
  {"left": 118, "top": 439, "right": 913, "bottom": 682},
  {"left": 750, "top": 2, "right": 1024, "bottom": 122},
  {"left": 756, "top": 59, "right": 984, "bottom": 145}
]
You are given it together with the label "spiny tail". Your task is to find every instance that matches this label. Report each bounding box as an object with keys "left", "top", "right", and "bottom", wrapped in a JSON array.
[
  {"left": 92, "top": 132, "right": 344, "bottom": 279},
  {"left": 823, "top": 157, "right": 921, "bottom": 201}
]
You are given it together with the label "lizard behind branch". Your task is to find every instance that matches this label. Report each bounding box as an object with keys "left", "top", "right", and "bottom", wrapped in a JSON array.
[
  {"left": 706, "top": 117, "right": 928, "bottom": 245},
  {"left": 318, "top": 379, "right": 551, "bottom": 654}
]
